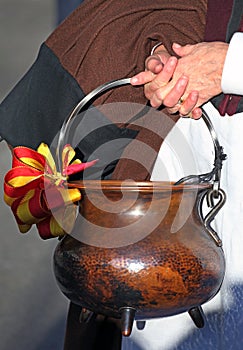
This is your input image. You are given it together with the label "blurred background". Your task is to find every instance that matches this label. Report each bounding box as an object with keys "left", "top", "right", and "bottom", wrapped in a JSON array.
[{"left": 0, "top": 1, "right": 79, "bottom": 349}]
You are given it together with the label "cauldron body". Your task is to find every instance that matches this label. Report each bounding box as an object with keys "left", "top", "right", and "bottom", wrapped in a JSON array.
[{"left": 53, "top": 181, "right": 225, "bottom": 320}]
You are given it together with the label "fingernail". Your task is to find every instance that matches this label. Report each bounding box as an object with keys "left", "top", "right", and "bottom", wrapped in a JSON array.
[
  {"left": 191, "top": 91, "right": 198, "bottom": 102},
  {"left": 130, "top": 77, "right": 138, "bottom": 84},
  {"left": 168, "top": 57, "right": 177, "bottom": 68},
  {"left": 170, "top": 56, "right": 177, "bottom": 62},
  {"left": 173, "top": 43, "right": 181, "bottom": 49},
  {"left": 179, "top": 75, "right": 188, "bottom": 86}
]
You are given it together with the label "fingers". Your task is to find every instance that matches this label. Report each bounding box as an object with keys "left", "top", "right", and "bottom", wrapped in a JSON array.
[
  {"left": 166, "top": 90, "right": 202, "bottom": 119},
  {"left": 150, "top": 56, "right": 178, "bottom": 90},
  {"left": 130, "top": 52, "right": 174, "bottom": 87},
  {"left": 131, "top": 55, "right": 177, "bottom": 93},
  {"left": 146, "top": 55, "right": 164, "bottom": 73},
  {"left": 179, "top": 107, "right": 202, "bottom": 120},
  {"left": 131, "top": 44, "right": 203, "bottom": 119},
  {"left": 178, "top": 91, "right": 199, "bottom": 116},
  {"left": 172, "top": 43, "right": 194, "bottom": 57},
  {"left": 130, "top": 70, "right": 157, "bottom": 85},
  {"left": 130, "top": 55, "right": 164, "bottom": 86},
  {"left": 191, "top": 107, "right": 203, "bottom": 119},
  {"left": 145, "top": 56, "right": 178, "bottom": 106},
  {"left": 162, "top": 75, "right": 189, "bottom": 110}
]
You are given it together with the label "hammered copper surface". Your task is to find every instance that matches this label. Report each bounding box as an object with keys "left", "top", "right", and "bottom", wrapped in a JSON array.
[{"left": 54, "top": 181, "right": 225, "bottom": 319}]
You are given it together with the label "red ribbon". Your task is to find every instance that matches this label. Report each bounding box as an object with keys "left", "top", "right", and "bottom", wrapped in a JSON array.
[{"left": 4, "top": 143, "right": 97, "bottom": 239}]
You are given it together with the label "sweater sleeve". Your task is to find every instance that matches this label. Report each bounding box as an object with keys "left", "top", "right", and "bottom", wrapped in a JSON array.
[{"left": 221, "top": 32, "right": 243, "bottom": 95}]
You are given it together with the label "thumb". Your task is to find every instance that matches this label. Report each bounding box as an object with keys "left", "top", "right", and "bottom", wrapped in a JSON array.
[{"left": 172, "top": 43, "right": 193, "bottom": 57}]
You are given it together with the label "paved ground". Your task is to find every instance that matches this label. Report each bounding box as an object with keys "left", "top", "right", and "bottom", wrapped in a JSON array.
[{"left": 0, "top": 1, "right": 69, "bottom": 349}]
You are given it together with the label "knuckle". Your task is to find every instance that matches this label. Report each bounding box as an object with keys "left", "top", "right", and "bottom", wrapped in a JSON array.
[{"left": 155, "top": 89, "right": 164, "bottom": 102}]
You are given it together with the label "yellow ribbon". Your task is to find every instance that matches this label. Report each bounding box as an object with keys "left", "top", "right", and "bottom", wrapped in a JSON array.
[{"left": 4, "top": 143, "right": 97, "bottom": 239}]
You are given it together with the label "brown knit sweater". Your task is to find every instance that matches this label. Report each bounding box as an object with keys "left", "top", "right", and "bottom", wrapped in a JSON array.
[
  {"left": 46, "top": 0, "right": 208, "bottom": 180},
  {"left": 46, "top": 0, "right": 207, "bottom": 180},
  {"left": 47, "top": 0, "right": 207, "bottom": 106}
]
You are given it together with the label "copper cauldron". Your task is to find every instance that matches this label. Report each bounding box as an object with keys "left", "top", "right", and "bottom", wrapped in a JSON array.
[{"left": 53, "top": 79, "right": 227, "bottom": 336}]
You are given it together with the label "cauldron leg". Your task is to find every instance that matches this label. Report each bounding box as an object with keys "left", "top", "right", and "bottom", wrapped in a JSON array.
[
  {"left": 136, "top": 320, "right": 146, "bottom": 330},
  {"left": 79, "top": 307, "right": 96, "bottom": 323},
  {"left": 64, "top": 303, "right": 122, "bottom": 350},
  {"left": 120, "top": 307, "right": 136, "bottom": 337},
  {"left": 188, "top": 306, "right": 205, "bottom": 328}
]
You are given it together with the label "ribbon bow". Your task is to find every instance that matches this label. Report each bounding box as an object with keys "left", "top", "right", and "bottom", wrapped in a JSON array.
[{"left": 4, "top": 143, "right": 97, "bottom": 239}]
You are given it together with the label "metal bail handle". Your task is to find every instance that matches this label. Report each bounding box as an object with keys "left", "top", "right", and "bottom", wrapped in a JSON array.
[
  {"left": 56, "top": 78, "right": 131, "bottom": 171},
  {"left": 56, "top": 78, "right": 226, "bottom": 191}
]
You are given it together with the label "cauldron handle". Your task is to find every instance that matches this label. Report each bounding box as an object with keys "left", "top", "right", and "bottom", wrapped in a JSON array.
[
  {"left": 56, "top": 78, "right": 226, "bottom": 194},
  {"left": 199, "top": 187, "right": 227, "bottom": 246},
  {"left": 174, "top": 109, "right": 227, "bottom": 197},
  {"left": 56, "top": 78, "right": 131, "bottom": 172}
]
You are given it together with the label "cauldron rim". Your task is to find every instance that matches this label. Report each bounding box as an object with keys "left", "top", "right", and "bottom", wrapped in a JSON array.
[{"left": 68, "top": 180, "right": 211, "bottom": 193}]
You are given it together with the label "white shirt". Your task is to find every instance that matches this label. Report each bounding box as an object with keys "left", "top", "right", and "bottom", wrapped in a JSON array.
[
  {"left": 122, "top": 32, "right": 243, "bottom": 347},
  {"left": 123, "top": 102, "right": 243, "bottom": 350},
  {"left": 222, "top": 32, "right": 243, "bottom": 95}
]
